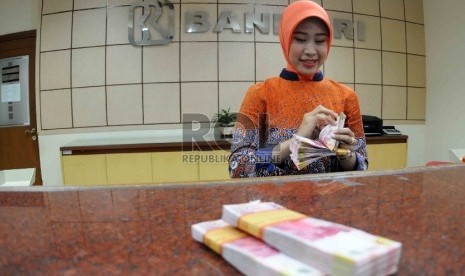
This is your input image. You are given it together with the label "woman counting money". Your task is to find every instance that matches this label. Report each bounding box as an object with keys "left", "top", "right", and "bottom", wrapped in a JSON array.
[{"left": 229, "top": 0, "right": 368, "bottom": 178}]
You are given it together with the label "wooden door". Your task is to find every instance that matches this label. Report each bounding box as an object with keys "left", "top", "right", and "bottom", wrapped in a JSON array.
[{"left": 0, "top": 30, "right": 42, "bottom": 185}]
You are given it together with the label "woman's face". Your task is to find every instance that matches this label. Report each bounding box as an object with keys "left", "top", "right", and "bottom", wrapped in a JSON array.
[{"left": 289, "top": 18, "right": 329, "bottom": 77}]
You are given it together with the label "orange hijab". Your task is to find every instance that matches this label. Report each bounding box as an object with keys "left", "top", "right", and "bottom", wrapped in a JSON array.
[{"left": 279, "top": 0, "right": 333, "bottom": 80}]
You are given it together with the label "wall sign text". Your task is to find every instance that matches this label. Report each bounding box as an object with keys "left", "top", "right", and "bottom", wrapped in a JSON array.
[{"left": 129, "top": 0, "right": 366, "bottom": 46}]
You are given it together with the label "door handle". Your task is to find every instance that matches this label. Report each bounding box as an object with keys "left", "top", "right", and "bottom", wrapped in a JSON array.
[{"left": 25, "top": 128, "right": 36, "bottom": 134}]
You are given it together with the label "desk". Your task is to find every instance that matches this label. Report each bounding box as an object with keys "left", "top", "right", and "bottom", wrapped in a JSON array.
[{"left": 0, "top": 164, "right": 464, "bottom": 274}]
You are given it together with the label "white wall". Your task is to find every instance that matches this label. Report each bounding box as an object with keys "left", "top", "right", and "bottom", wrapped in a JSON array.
[
  {"left": 395, "top": 125, "right": 425, "bottom": 167},
  {"left": 0, "top": 0, "right": 39, "bottom": 36},
  {"left": 423, "top": 0, "right": 465, "bottom": 162}
]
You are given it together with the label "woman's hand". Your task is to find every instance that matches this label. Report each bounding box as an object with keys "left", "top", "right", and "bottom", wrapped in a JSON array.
[
  {"left": 332, "top": 127, "right": 358, "bottom": 170},
  {"left": 297, "top": 105, "right": 338, "bottom": 139},
  {"left": 272, "top": 105, "right": 337, "bottom": 162},
  {"left": 332, "top": 127, "right": 357, "bottom": 152}
]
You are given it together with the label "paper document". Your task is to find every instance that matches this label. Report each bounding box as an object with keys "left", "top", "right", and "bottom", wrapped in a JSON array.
[{"left": 1, "top": 83, "right": 21, "bottom": 103}]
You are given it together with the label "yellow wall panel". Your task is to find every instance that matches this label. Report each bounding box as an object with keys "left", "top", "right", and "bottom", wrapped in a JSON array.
[
  {"left": 106, "top": 153, "right": 152, "bottom": 185},
  {"left": 367, "top": 143, "right": 407, "bottom": 171},
  {"left": 62, "top": 154, "right": 107, "bottom": 186},
  {"left": 198, "top": 150, "right": 230, "bottom": 181},
  {"left": 152, "top": 151, "right": 199, "bottom": 183}
]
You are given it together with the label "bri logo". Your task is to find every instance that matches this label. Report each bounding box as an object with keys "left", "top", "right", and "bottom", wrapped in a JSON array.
[{"left": 128, "top": 0, "right": 175, "bottom": 46}]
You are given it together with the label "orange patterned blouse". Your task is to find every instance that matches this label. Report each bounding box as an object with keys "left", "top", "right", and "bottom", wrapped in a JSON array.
[{"left": 229, "top": 69, "right": 368, "bottom": 178}]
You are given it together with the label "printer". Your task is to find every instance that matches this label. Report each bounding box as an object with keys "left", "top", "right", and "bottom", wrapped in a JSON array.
[{"left": 362, "top": 115, "right": 383, "bottom": 136}]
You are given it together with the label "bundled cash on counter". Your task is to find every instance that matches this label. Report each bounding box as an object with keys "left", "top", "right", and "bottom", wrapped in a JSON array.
[
  {"left": 192, "top": 219, "right": 324, "bottom": 276},
  {"left": 222, "top": 201, "right": 402, "bottom": 276}
]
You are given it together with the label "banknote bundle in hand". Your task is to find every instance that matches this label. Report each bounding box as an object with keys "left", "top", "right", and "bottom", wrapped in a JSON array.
[{"left": 290, "top": 113, "right": 349, "bottom": 170}]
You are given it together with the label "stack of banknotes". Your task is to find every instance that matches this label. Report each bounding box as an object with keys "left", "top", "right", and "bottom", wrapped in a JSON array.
[
  {"left": 192, "top": 219, "right": 324, "bottom": 275},
  {"left": 192, "top": 201, "right": 402, "bottom": 276},
  {"left": 290, "top": 113, "right": 349, "bottom": 170}
]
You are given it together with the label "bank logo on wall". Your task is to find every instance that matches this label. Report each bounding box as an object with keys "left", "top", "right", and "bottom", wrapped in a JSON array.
[
  {"left": 128, "top": 0, "right": 365, "bottom": 47},
  {"left": 129, "top": 0, "right": 175, "bottom": 46}
]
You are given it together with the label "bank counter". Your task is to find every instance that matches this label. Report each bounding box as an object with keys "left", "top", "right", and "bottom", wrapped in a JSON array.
[
  {"left": 1, "top": 164, "right": 464, "bottom": 275},
  {"left": 60, "top": 135, "right": 408, "bottom": 186}
]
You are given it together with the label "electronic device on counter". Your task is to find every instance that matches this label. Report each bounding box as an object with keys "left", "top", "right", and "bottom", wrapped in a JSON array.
[
  {"left": 362, "top": 115, "right": 383, "bottom": 136},
  {"left": 382, "top": 126, "right": 402, "bottom": 135}
]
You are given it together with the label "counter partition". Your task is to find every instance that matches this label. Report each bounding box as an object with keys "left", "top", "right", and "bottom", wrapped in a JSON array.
[
  {"left": 0, "top": 164, "right": 463, "bottom": 274},
  {"left": 59, "top": 135, "right": 408, "bottom": 186}
]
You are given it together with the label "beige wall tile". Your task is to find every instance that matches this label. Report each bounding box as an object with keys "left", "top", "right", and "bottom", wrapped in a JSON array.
[
  {"left": 181, "top": 82, "right": 218, "bottom": 121},
  {"left": 217, "top": 0, "right": 271, "bottom": 3},
  {"left": 143, "top": 43, "right": 180, "bottom": 83},
  {"left": 382, "top": 52, "right": 406, "bottom": 86},
  {"left": 253, "top": 0, "right": 287, "bottom": 4},
  {"left": 107, "top": 45, "right": 142, "bottom": 85},
  {"left": 107, "top": 6, "right": 130, "bottom": 45},
  {"left": 181, "top": 4, "right": 217, "bottom": 42},
  {"left": 323, "top": 0, "right": 352, "bottom": 12},
  {"left": 37, "top": 0, "right": 426, "bottom": 130},
  {"left": 181, "top": 42, "right": 217, "bottom": 81},
  {"left": 406, "top": 23, "right": 425, "bottom": 55},
  {"left": 107, "top": 0, "right": 137, "bottom": 7},
  {"left": 407, "top": 55, "right": 426, "bottom": 87},
  {"left": 382, "top": 86, "right": 407, "bottom": 119},
  {"left": 255, "top": 43, "right": 286, "bottom": 81},
  {"left": 74, "top": 0, "right": 106, "bottom": 10},
  {"left": 72, "top": 8, "right": 106, "bottom": 48},
  {"left": 380, "top": 0, "right": 405, "bottom": 20},
  {"left": 343, "top": 83, "right": 355, "bottom": 90},
  {"left": 255, "top": 42, "right": 284, "bottom": 81},
  {"left": 354, "top": 15, "right": 381, "bottom": 50},
  {"left": 41, "top": 12, "right": 72, "bottom": 51},
  {"left": 219, "top": 42, "right": 255, "bottom": 81},
  {"left": 144, "top": 83, "right": 180, "bottom": 124},
  {"left": 182, "top": 0, "right": 216, "bottom": 3},
  {"left": 219, "top": 82, "right": 252, "bottom": 113},
  {"left": 42, "top": 0, "right": 72, "bottom": 14},
  {"left": 328, "top": 11, "right": 354, "bottom": 47},
  {"left": 355, "top": 84, "right": 382, "bottom": 117},
  {"left": 72, "top": 87, "right": 107, "bottom": 127},
  {"left": 325, "top": 47, "right": 354, "bottom": 83},
  {"left": 290, "top": 0, "right": 321, "bottom": 5},
  {"left": 355, "top": 49, "right": 381, "bottom": 84},
  {"left": 353, "top": 0, "right": 379, "bottom": 16},
  {"left": 40, "top": 89, "right": 72, "bottom": 129},
  {"left": 40, "top": 50, "right": 71, "bottom": 90},
  {"left": 407, "top": 87, "right": 426, "bottom": 120},
  {"left": 107, "top": 85, "right": 143, "bottom": 125},
  {"left": 381, "top": 19, "right": 406, "bottom": 52},
  {"left": 218, "top": 4, "right": 255, "bottom": 42},
  {"left": 405, "top": 0, "right": 424, "bottom": 24},
  {"left": 218, "top": 0, "right": 255, "bottom": 3},
  {"left": 254, "top": 5, "right": 285, "bottom": 43},
  {"left": 72, "top": 47, "right": 105, "bottom": 88}
]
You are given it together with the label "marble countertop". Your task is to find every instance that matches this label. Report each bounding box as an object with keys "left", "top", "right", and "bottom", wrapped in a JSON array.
[{"left": 1, "top": 164, "right": 464, "bottom": 275}]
